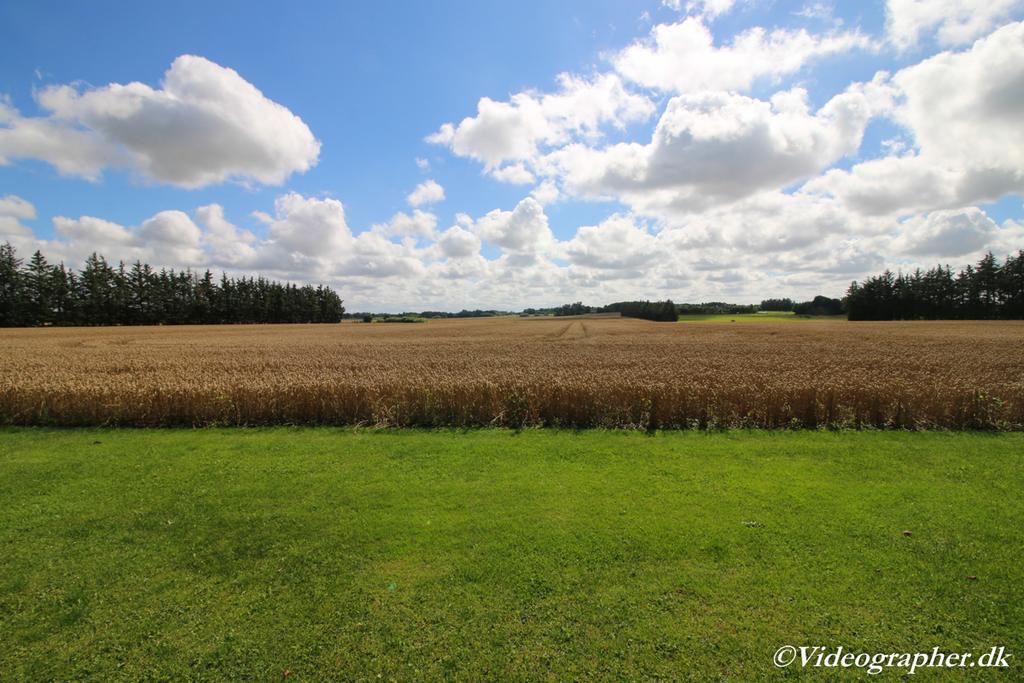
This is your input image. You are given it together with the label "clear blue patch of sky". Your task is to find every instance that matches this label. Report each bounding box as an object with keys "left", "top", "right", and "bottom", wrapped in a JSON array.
[{"left": 980, "top": 196, "right": 1024, "bottom": 225}]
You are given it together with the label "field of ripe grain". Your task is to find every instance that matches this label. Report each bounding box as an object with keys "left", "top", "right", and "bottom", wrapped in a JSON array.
[{"left": 1, "top": 317, "right": 1022, "bottom": 429}]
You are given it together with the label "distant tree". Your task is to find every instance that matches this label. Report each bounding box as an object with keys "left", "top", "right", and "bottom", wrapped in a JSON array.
[
  {"left": 845, "top": 251, "right": 1024, "bottom": 320},
  {"left": 78, "top": 253, "right": 115, "bottom": 325},
  {"left": 793, "top": 296, "right": 844, "bottom": 316},
  {"left": 554, "top": 302, "right": 592, "bottom": 316},
  {"left": 0, "top": 242, "right": 345, "bottom": 327},
  {"left": 599, "top": 300, "right": 679, "bottom": 321},
  {"left": 23, "top": 250, "right": 55, "bottom": 324},
  {"left": 759, "top": 298, "right": 794, "bottom": 312},
  {"left": 676, "top": 302, "right": 759, "bottom": 315},
  {"left": 51, "top": 262, "right": 76, "bottom": 325},
  {"left": 0, "top": 242, "right": 24, "bottom": 326}
]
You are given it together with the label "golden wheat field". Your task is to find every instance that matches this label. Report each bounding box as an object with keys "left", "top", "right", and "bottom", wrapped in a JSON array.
[{"left": 1, "top": 317, "right": 1023, "bottom": 429}]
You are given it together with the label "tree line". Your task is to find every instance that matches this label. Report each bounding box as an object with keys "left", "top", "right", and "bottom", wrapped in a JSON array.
[
  {"left": 547, "top": 298, "right": 845, "bottom": 321},
  {"left": 845, "top": 251, "right": 1024, "bottom": 321},
  {"left": 343, "top": 309, "right": 505, "bottom": 320},
  {"left": 547, "top": 300, "right": 679, "bottom": 321},
  {"left": 0, "top": 243, "right": 345, "bottom": 327}
]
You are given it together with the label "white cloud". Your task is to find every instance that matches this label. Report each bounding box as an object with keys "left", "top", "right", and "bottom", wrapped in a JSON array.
[
  {"left": 196, "top": 204, "right": 257, "bottom": 267},
  {"left": 53, "top": 215, "right": 135, "bottom": 247},
  {"left": 437, "top": 224, "right": 482, "bottom": 259},
  {"left": 264, "top": 193, "right": 352, "bottom": 263},
  {"left": 658, "top": 190, "right": 886, "bottom": 253},
  {"left": 375, "top": 209, "right": 438, "bottom": 238},
  {"left": 802, "top": 153, "right": 995, "bottom": 215},
  {"left": 531, "top": 180, "right": 560, "bottom": 206},
  {"left": 7, "top": 189, "right": 1020, "bottom": 311},
  {"left": 0, "top": 194, "right": 35, "bottom": 240},
  {"left": 991, "top": 218, "right": 1024, "bottom": 256},
  {"left": 0, "top": 195, "right": 35, "bottom": 221},
  {"left": 344, "top": 230, "right": 426, "bottom": 279},
  {"left": 564, "top": 214, "right": 660, "bottom": 270},
  {"left": 137, "top": 210, "right": 202, "bottom": 248},
  {"left": 490, "top": 163, "right": 535, "bottom": 185},
  {"left": 46, "top": 209, "right": 205, "bottom": 268},
  {"left": 251, "top": 210, "right": 273, "bottom": 225},
  {"left": 690, "top": 0, "right": 738, "bottom": 19},
  {"left": 472, "top": 197, "right": 556, "bottom": 255},
  {"left": 795, "top": 2, "right": 834, "bottom": 21},
  {"left": 249, "top": 194, "right": 426, "bottom": 280},
  {"left": 808, "top": 23, "right": 1024, "bottom": 215},
  {"left": 407, "top": 179, "right": 445, "bottom": 206},
  {"left": 614, "top": 17, "right": 873, "bottom": 94},
  {"left": 892, "top": 22, "right": 1024, "bottom": 175},
  {"left": 893, "top": 207, "right": 999, "bottom": 257},
  {"left": 551, "top": 79, "right": 892, "bottom": 212},
  {"left": 415, "top": 157, "right": 430, "bottom": 171},
  {"left": 0, "top": 99, "right": 118, "bottom": 180},
  {"left": 426, "top": 73, "right": 653, "bottom": 171},
  {"left": 886, "top": 0, "right": 1024, "bottom": 50},
  {"left": 663, "top": 0, "right": 738, "bottom": 17},
  {"left": 0, "top": 55, "right": 319, "bottom": 188}
]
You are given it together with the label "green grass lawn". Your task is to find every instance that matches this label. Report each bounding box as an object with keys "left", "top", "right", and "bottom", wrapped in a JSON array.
[
  {"left": 677, "top": 311, "right": 845, "bottom": 322},
  {"left": 1, "top": 428, "right": 1021, "bottom": 679}
]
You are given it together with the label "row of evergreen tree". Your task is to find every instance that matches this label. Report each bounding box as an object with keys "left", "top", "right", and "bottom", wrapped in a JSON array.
[
  {"left": 845, "top": 251, "right": 1024, "bottom": 321},
  {"left": 0, "top": 243, "right": 345, "bottom": 326}
]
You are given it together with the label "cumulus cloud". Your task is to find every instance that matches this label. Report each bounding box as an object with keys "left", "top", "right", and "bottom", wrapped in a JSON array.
[
  {"left": 614, "top": 17, "right": 873, "bottom": 94},
  {"left": 343, "top": 230, "right": 426, "bottom": 279},
  {"left": 530, "top": 180, "right": 560, "bottom": 205},
  {"left": 891, "top": 22, "right": 1024, "bottom": 174},
  {"left": 244, "top": 194, "right": 426, "bottom": 280},
  {"left": 471, "top": 197, "right": 556, "bottom": 255},
  {"left": 0, "top": 55, "right": 319, "bottom": 188},
  {"left": 892, "top": 207, "right": 999, "bottom": 257},
  {"left": 267, "top": 193, "right": 351, "bottom": 259},
  {"left": 7, "top": 191, "right": 1019, "bottom": 311},
  {"left": 0, "top": 99, "right": 118, "bottom": 180},
  {"left": 53, "top": 215, "right": 135, "bottom": 248},
  {"left": 407, "top": 179, "right": 445, "bottom": 206},
  {"left": 0, "top": 195, "right": 36, "bottom": 221},
  {"left": 0, "top": 195, "right": 35, "bottom": 242},
  {"left": 137, "top": 210, "right": 202, "bottom": 248},
  {"left": 551, "top": 79, "right": 893, "bottom": 212},
  {"left": 886, "top": 0, "right": 1024, "bottom": 50},
  {"left": 44, "top": 209, "right": 204, "bottom": 268},
  {"left": 490, "top": 163, "right": 535, "bottom": 185},
  {"left": 437, "top": 224, "right": 482, "bottom": 259},
  {"left": 808, "top": 23, "right": 1024, "bottom": 215},
  {"left": 374, "top": 209, "right": 438, "bottom": 239},
  {"left": 426, "top": 73, "right": 653, "bottom": 172},
  {"left": 658, "top": 191, "right": 887, "bottom": 253},
  {"left": 564, "top": 215, "right": 660, "bottom": 271},
  {"left": 196, "top": 204, "right": 258, "bottom": 267}
]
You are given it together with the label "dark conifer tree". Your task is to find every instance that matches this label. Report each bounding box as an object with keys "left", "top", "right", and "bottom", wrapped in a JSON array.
[{"left": 0, "top": 242, "right": 345, "bottom": 326}]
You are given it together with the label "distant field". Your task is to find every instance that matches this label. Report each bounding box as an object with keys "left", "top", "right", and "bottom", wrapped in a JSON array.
[
  {"left": 1, "top": 428, "right": 1021, "bottom": 679},
  {"left": 677, "top": 311, "right": 845, "bottom": 322},
  {"left": 1, "top": 317, "right": 1022, "bottom": 429}
]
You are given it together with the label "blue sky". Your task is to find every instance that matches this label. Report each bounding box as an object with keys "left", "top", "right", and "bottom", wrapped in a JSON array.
[
  {"left": 2, "top": 0, "right": 667, "bottom": 232},
  {"left": 1, "top": 0, "right": 1022, "bottom": 310}
]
